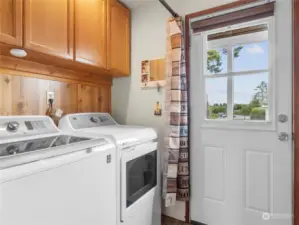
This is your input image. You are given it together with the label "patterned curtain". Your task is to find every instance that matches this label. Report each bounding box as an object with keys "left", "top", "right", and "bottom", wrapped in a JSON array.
[{"left": 163, "top": 17, "right": 189, "bottom": 207}]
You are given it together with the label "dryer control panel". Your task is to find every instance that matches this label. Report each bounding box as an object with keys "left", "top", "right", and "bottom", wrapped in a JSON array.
[{"left": 63, "top": 113, "right": 117, "bottom": 130}]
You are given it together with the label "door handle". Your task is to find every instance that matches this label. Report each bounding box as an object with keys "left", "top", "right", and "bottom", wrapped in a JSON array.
[{"left": 278, "top": 132, "right": 289, "bottom": 141}]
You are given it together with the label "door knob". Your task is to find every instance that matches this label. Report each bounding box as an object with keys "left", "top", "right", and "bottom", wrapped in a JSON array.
[{"left": 278, "top": 132, "right": 289, "bottom": 141}]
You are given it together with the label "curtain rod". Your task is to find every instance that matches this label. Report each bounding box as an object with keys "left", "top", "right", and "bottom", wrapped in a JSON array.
[{"left": 159, "top": 0, "right": 179, "bottom": 18}]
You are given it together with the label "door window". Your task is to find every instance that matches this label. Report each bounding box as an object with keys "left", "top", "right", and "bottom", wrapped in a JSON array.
[
  {"left": 203, "top": 20, "right": 272, "bottom": 122},
  {"left": 126, "top": 150, "right": 157, "bottom": 208}
]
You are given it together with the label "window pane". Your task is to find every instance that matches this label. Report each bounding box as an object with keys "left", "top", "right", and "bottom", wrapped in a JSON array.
[
  {"left": 206, "top": 77, "right": 227, "bottom": 119},
  {"left": 233, "top": 73, "right": 269, "bottom": 121},
  {"left": 206, "top": 48, "right": 228, "bottom": 74},
  {"left": 126, "top": 150, "right": 157, "bottom": 208},
  {"left": 233, "top": 41, "right": 268, "bottom": 72}
]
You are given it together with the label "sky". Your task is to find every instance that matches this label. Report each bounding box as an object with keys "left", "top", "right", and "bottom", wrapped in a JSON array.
[{"left": 206, "top": 41, "right": 268, "bottom": 105}]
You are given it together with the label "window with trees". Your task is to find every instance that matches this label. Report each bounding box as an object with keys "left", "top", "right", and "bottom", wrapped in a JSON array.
[{"left": 203, "top": 19, "right": 272, "bottom": 122}]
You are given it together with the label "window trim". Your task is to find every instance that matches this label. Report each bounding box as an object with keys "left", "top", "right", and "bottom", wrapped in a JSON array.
[
  {"left": 200, "top": 17, "right": 275, "bottom": 129},
  {"left": 191, "top": 2, "right": 274, "bottom": 33},
  {"left": 207, "top": 31, "right": 268, "bottom": 54}
]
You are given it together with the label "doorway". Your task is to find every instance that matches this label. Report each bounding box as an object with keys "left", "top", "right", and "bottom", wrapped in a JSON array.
[{"left": 188, "top": 1, "right": 293, "bottom": 224}]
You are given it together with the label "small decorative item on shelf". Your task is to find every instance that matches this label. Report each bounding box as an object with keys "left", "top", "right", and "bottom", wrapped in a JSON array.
[
  {"left": 154, "top": 101, "right": 162, "bottom": 116},
  {"left": 141, "top": 60, "right": 150, "bottom": 87},
  {"left": 141, "top": 58, "right": 166, "bottom": 90}
]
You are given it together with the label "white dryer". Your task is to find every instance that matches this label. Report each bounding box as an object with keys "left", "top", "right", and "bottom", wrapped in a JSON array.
[{"left": 59, "top": 113, "right": 158, "bottom": 225}]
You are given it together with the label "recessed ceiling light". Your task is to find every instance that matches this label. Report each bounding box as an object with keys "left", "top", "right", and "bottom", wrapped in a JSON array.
[{"left": 10, "top": 49, "right": 27, "bottom": 58}]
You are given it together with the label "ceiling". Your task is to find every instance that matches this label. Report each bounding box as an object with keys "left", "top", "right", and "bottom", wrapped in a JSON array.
[{"left": 119, "top": 0, "right": 158, "bottom": 9}]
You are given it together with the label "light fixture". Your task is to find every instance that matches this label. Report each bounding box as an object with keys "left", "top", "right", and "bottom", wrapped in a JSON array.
[{"left": 10, "top": 49, "right": 27, "bottom": 58}]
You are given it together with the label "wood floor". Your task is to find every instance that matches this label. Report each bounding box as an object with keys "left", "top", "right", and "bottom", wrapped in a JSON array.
[{"left": 162, "top": 216, "right": 189, "bottom": 225}]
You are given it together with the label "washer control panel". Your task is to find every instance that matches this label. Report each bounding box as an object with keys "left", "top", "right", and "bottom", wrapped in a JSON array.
[{"left": 0, "top": 116, "right": 58, "bottom": 137}]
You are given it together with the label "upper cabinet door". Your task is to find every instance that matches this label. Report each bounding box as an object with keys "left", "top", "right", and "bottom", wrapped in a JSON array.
[
  {"left": 108, "top": 0, "right": 130, "bottom": 76},
  {"left": 0, "top": 0, "right": 22, "bottom": 46},
  {"left": 74, "top": 0, "right": 107, "bottom": 68},
  {"left": 24, "top": 0, "right": 74, "bottom": 59}
]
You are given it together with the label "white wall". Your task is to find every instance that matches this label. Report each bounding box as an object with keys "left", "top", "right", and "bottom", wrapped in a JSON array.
[{"left": 112, "top": 0, "right": 236, "bottom": 222}]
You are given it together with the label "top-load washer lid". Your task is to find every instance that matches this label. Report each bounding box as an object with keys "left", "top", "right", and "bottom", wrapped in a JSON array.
[
  {"left": 59, "top": 113, "right": 157, "bottom": 147},
  {"left": 0, "top": 115, "right": 114, "bottom": 169},
  {"left": 0, "top": 135, "right": 92, "bottom": 158}
]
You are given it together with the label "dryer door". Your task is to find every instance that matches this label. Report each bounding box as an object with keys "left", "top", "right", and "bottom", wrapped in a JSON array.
[{"left": 120, "top": 142, "right": 157, "bottom": 222}]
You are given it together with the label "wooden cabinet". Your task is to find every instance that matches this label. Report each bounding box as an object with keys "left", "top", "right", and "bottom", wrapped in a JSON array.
[
  {"left": 74, "top": 0, "right": 107, "bottom": 68},
  {"left": 0, "top": 0, "right": 22, "bottom": 46},
  {"left": 0, "top": 0, "right": 131, "bottom": 78},
  {"left": 108, "top": 0, "right": 130, "bottom": 76},
  {"left": 24, "top": 0, "right": 73, "bottom": 59}
]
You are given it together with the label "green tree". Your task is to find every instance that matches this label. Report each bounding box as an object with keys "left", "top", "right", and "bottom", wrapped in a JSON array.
[
  {"left": 254, "top": 81, "right": 268, "bottom": 104},
  {"left": 207, "top": 46, "right": 243, "bottom": 74},
  {"left": 240, "top": 105, "right": 251, "bottom": 116},
  {"left": 250, "top": 107, "right": 266, "bottom": 120},
  {"left": 233, "top": 46, "right": 243, "bottom": 58},
  {"left": 250, "top": 99, "right": 261, "bottom": 108},
  {"left": 234, "top": 104, "right": 243, "bottom": 111},
  {"left": 207, "top": 50, "right": 222, "bottom": 74}
]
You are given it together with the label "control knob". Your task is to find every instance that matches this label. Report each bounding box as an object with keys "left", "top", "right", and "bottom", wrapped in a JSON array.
[
  {"left": 6, "top": 121, "right": 19, "bottom": 133},
  {"left": 90, "top": 116, "right": 99, "bottom": 123},
  {"left": 6, "top": 145, "right": 20, "bottom": 155}
]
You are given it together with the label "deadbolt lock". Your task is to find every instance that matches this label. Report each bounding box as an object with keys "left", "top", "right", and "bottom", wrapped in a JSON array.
[{"left": 278, "top": 114, "right": 288, "bottom": 123}]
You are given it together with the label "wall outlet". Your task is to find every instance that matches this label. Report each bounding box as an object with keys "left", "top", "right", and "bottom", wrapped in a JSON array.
[{"left": 47, "top": 91, "right": 55, "bottom": 104}]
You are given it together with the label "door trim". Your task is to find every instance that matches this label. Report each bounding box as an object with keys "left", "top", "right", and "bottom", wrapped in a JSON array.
[
  {"left": 185, "top": 0, "right": 295, "bottom": 224},
  {"left": 294, "top": 1, "right": 299, "bottom": 225}
]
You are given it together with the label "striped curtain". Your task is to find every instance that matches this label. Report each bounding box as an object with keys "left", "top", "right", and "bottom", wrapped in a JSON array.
[{"left": 163, "top": 17, "right": 189, "bottom": 207}]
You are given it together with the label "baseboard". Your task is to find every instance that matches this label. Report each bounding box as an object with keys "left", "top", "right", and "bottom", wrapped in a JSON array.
[{"left": 191, "top": 220, "right": 207, "bottom": 225}]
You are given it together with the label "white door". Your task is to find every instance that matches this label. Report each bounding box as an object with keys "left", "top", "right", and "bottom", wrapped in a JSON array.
[{"left": 190, "top": 1, "right": 293, "bottom": 225}]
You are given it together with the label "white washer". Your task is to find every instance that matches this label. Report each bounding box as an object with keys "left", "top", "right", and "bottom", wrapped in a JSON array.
[
  {"left": 0, "top": 115, "right": 117, "bottom": 225},
  {"left": 59, "top": 113, "right": 159, "bottom": 225}
]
